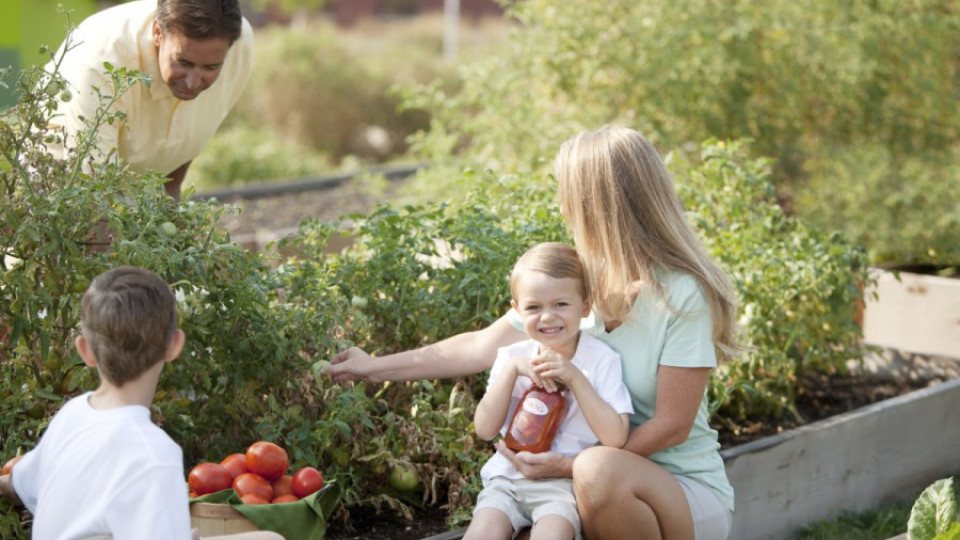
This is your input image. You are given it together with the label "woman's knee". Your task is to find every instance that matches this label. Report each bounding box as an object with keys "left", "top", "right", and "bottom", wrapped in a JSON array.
[{"left": 572, "top": 446, "right": 625, "bottom": 505}]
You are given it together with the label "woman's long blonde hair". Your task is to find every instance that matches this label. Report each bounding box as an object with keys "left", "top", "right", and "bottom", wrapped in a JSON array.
[{"left": 555, "top": 125, "right": 738, "bottom": 360}]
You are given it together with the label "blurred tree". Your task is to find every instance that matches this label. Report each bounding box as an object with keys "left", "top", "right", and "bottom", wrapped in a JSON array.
[{"left": 250, "top": 0, "right": 327, "bottom": 27}]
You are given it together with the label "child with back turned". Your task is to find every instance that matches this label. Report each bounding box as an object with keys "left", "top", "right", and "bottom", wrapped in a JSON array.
[
  {"left": 0, "top": 266, "right": 282, "bottom": 540},
  {"left": 465, "top": 243, "right": 634, "bottom": 540}
]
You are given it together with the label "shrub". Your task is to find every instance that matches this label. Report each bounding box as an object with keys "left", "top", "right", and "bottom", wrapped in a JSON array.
[
  {"left": 404, "top": 0, "right": 960, "bottom": 178},
  {"left": 795, "top": 145, "right": 960, "bottom": 267},
  {"left": 400, "top": 0, "right": 959, "bottom": 266},
  {"left": 186, "top": 123, "right": 331, "bottom": 190},
  {"left": 673, "top": 141, "right": 872, "bottom": 420},
  {"left": 232, "top": 21, "right": 446, "bottom": 166},
  {"left": 276, "top": 169, "right": 567, "bottom": 520}
]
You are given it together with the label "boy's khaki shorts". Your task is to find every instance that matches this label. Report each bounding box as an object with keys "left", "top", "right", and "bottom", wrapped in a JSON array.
[{"left": 474, "top": 476, "right": 581, "bottom": 539}]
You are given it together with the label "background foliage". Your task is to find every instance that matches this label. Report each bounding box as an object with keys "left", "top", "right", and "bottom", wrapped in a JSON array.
[{"left": 400, "top": 0, "right": 960, "bottom": 266}]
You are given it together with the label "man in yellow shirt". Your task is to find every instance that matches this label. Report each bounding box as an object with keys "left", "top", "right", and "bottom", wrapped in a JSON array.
[{"left": 45, "top": 0, "right": 254, "bottom": 200}]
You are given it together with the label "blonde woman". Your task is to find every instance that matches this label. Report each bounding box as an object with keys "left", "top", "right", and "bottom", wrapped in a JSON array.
[{"left": 326, "top": 125, "right": 737, "bottom": 540}]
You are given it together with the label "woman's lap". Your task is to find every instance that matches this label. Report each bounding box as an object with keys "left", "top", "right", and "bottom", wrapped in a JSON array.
[
  {"left": 572, "top": 446, "right": 727, "bottom": 540},
  {"left": 674, "top": 475, "right": 732, "bottom": 540}
]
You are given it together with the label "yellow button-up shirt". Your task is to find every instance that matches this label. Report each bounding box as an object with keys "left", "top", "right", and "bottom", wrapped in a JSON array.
[{"left": 46, "top": 0, "right": 254, "bottom": 176}]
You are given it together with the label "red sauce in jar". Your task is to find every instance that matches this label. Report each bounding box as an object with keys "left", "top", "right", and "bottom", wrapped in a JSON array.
[{"left": 504, "top": 386, "right": 567, "bottom": 453}]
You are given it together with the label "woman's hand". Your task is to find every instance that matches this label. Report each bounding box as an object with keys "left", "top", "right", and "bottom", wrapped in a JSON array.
[
  {"left": 494, "top": 440, "right": 572, "bottom": 479},
  {"left": 323, "top": 347, "right": 381, "bottom": 383}
]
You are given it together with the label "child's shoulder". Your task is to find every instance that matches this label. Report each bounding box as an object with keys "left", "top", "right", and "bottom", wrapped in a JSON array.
[{"left": 577, "top": 332, "right": 618, "bottom": 357}]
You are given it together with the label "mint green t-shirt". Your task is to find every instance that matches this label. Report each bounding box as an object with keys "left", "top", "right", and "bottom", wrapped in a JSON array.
[{"left": 506, "top": 268, "right": 734, "bottom": 511}]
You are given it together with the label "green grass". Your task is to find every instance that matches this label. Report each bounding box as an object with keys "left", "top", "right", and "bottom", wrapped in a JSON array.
[{"left": 791, "top": 496, "right": 915, "bottom": 540}]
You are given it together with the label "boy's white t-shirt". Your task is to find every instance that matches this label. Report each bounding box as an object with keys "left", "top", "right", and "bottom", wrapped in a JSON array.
[
  {"left": 12, "top": 392, "right": 192, "bottom": 540},
  {"left": 480, "top": 333, "right": 634, "bottom": 483}
]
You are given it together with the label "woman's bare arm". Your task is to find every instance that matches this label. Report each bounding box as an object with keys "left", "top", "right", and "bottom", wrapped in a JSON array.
[
  {"left": 324, "top": 315, "right": 525, "bottom": 382},
  {"left": 622, "top": 366, "right": 709, "bottom": 456}
]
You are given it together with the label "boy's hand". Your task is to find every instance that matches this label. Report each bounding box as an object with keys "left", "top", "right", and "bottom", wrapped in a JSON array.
[
  {"left": 530, "top": 350, "right": 580, "bottom": 392},
  {"left": 511, "top": 356, "right": 547, "bottom": 389},
  {"left": 0, "top": 474, "right": 22, "bottom": 506},
  {"left": 494, "top": 440, "right": 572, "bottom": 479}
]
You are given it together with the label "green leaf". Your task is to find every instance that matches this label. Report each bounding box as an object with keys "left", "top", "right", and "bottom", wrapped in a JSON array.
[
  {"left": 934, "top": 523, "right": 960, "bottom": 540},
  {"left": 909, "top": 477, "right": 959, "bottom": 540}
]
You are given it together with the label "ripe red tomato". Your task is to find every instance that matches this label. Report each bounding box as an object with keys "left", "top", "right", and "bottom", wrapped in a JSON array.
[
  {"left": 240, "top": 493, "right": 270, "bottom": 505},
  {"left": 233, "top": 472, "right": 274, "bottom": 501},
  {"left": 271, "top": 494, "right": 299, "bottom": 504},
  {"left": 187, "top": 462, "right": 233, "bottom": 495},
  {"left": 272, "top": 475, "right": 294, "bottom": 498},
  {"left": 2, "top": 455, "right": 23, "bottom": 475},
  {"left": 220, "top": 453, "right": 249, "bottom": 479},
  {"left": 291, "top": 466, "right": 324, "bottom": 498},
  {"left": 246, "top": 441, "right": 288, "bottom": 481}
]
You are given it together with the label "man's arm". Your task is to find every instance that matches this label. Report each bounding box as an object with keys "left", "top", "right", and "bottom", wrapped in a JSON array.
[{"left": 165, "top": 161, "right": 190, "bottom": 201}]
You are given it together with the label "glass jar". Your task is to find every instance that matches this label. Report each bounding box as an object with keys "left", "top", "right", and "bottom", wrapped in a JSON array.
[{"left": 504, "top": 386, "right": 567, "bottom": 453}]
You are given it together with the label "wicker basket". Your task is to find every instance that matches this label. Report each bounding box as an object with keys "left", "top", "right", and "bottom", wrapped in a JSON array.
[{"left": 190, "top": 502, "right": 260, "bottom": 535}]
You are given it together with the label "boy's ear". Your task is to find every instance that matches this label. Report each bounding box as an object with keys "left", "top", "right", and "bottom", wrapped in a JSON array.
[
  {"left": 165, "top": 329, "right": 185, "bottom": 364},
  {"left": 75, "top": 334, "right": 98, "bottom": 367},
  {"left": 510, "top": 298, "right": 519, "bottom": 311},
  {"left": 581, "top": 297, "right": 593, "bottom": 317}
]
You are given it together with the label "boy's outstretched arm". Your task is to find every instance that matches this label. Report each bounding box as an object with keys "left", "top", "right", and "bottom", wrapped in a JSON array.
[{"left": 0, "top": 475, "right": 22, "bottom": 505}]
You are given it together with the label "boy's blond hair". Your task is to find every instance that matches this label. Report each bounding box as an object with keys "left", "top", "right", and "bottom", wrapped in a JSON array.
[
  {"left": 509, "top": 242, "right": 589, "bottom": 302},
  {"left": 80, "top": 266, "right": 177, "bottom": 386}
]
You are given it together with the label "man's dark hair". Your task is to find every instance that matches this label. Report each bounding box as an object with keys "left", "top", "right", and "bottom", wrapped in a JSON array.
[{"left": 156, "top": 0, "right": 243, "bottom": 44}]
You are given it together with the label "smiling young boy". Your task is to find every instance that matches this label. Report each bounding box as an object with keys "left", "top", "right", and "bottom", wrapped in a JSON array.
[{"left": 465, "top": 243, "right": 634, "bottom": 540}]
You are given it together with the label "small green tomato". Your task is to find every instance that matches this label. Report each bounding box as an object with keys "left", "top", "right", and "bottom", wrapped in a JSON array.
[
  {"left": 160, "top": 221, "right": 178, "bottom": 236},
  {"left": 389, "top": 463, "right": 420, "bottom": 492}
]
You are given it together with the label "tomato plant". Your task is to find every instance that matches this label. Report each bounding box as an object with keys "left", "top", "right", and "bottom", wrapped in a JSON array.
[
  {"left": 291, "top": 466, "right": 324, "bottom": 498},
  {"left": 233, "top": 472, "right": 274, "bottom": 501},
  {"left": 246, "top": 441, "right": 288, "bottom": 481},
  {"left": 188, "top": 463, "right": 233, "bottom": 495}
]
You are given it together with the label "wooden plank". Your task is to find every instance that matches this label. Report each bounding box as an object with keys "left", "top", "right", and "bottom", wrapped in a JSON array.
[
  {"left": 863, "top": 269, "right": 960, "bottom": 358},
  {"left": 722, "top": 377, "right": 960, "bottom": 540},
  {"left": 420, "top": 527, "right": 466, "bottom": 540}
]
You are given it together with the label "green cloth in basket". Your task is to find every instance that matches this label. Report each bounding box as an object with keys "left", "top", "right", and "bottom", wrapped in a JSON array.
[{"left": 190, "top": 481, "right": 341, "bottom": 540}]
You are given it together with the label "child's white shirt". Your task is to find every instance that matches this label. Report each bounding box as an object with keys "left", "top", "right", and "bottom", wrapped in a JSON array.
[
  {"left": 479, "top": 333, "right": 634, "bottom": 483},
  {"left": 13, "top": 392, "right": 192, "bottom": 540}
]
